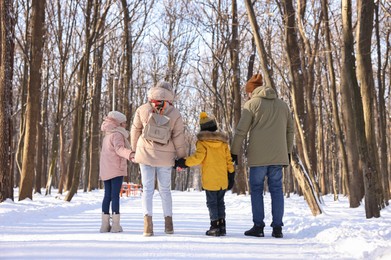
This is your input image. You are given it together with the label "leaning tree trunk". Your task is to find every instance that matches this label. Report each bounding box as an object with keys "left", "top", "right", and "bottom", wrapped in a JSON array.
[
  {"left": 244, "top": 0, "right": 321, "bottom": 214},
  {"left": 277, "top": 0, "right": 323, "bottom": 214},
  {"left": 64, "top": 0, "right": 94, "bottom": 200},
  {"left": 0, "top": 0, "right": 15, "bottom": 202},
  {"left": 243, "top": 0, "right": 275, "bottom": 90},
  {"left": 65, "top": 0, "right": 111, "bottom": 201}
]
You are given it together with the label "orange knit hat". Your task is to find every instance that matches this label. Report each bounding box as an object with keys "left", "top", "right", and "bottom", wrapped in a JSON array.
[{"left": 245, "top": 74, "right": 263, "bottom": 93}]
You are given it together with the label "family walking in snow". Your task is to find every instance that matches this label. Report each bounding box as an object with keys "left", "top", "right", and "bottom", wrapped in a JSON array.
[{"left": 98, "top": 74, "right": 294, "bottom": 238}]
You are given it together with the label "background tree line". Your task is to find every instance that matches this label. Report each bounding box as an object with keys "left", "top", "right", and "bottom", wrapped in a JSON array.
[{"left": 0, "top": 0, "right": 389, "bottom": 218}]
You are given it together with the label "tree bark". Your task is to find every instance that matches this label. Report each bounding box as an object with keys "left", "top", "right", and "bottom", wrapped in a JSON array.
[
  {"left": 374, "top": 0, "right": 390, "bottom": 206},
  {"left": 19, "top": 0, "right": 46, "bottom": 201},
  {"left": 88, "top": 39, "right": 104, "bottom": 191},
  {"left": 356, "top": 0, "right": 381, "bottom": 217},
  {"left": 230, "top": 0, "right": 246, "bottom": 195},
  {"left": 0, "top": 0, "right": 15, "bottom": 202},
  {"left": 65, "top": 0, "right": 111, "bottom": 201},
  {"left": 321, "top": 0, "right": 349, "bottom": 197},
  {"left": 340, "top": 0, "right": 364, "bottom": 207},
  {"left": 243, "top": 0, "right": 275, "bottom": 90}
]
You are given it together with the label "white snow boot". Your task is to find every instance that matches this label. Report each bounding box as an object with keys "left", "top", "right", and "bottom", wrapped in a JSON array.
[
  {"left": 100, "top": 213, "right": 111, "bottom": 233},
  {"left": 110, "top": 213, "right": 123, "bottom": 233}
]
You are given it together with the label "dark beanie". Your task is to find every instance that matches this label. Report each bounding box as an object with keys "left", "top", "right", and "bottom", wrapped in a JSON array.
[
  {"left": 245, "top": 74, "right": 263, "bottom": 93},
  {"left": 199, "top": 112, "right": 217, "bottom": 131}
]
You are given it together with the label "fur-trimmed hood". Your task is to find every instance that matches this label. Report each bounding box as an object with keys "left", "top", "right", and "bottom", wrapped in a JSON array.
[{"left": 196, "top": 131, "right": 229, "bottom": 143}]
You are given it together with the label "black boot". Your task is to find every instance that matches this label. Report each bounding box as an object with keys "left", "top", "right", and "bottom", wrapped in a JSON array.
[
  {"left": 219, "top": 218, "right": 226, "bottom": 236},
  {"left": 244, "top": 225, "right": 264, "bottom": 237},
  {"left": 206, "top": 220, "right": 220, "bottom": 236},
  {"left": 272, "top": 227, "right": 283, "bottom": 238}
]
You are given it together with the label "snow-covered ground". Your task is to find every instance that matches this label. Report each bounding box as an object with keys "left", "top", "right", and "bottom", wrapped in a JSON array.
[{"left": 1, "top": 189, "right": 390, "bottom": 259}]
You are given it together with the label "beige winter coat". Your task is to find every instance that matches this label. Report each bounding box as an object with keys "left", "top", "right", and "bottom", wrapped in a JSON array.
[
  {"left": 231, "top": 86, "right": 295, "bottom": 167},
  {"left": 130, "top": 87, "right": 187, "bottom": 167}
]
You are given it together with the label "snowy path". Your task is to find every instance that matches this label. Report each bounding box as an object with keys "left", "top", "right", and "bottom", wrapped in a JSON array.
[{"left": 1, "top": 190, "right": 391, "bottom": 259}]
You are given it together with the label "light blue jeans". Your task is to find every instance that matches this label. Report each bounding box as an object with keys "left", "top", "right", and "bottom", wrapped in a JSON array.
[
  {"left": 249, "top": 166, "right": 284, "bottom": 228},
  {"left": 140, "top": 164, "right": 173, "bottom": 217}
]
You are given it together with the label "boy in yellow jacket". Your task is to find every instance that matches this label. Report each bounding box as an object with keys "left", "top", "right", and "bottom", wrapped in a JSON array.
[{"left": 175, "top": 112, "right": 235, "bottom": 236}]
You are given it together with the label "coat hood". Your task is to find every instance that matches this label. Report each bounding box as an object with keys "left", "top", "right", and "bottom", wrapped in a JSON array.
[
  {"left": 101, "top": 118, "right": 119, "bottom": 132},
  {"left": 252, "top": 85, "right": 277, "bottom": 100}
]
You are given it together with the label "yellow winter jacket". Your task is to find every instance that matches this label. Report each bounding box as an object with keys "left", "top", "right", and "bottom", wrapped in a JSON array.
[{"left": 185, "top": 131, "right": 235, "bottom": 191}]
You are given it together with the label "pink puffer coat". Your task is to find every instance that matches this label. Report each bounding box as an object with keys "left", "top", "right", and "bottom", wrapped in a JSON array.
[{"left": 99, "top": 119, "right": 133, "bottom": 181}]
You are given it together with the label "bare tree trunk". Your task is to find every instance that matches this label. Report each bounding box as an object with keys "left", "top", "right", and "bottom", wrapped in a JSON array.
[
  {"left": 64, "top": 0, "right": 94, "bottom": 198},
  {"left": 321, "top": 0, "right": 349, "bottom": 198},
  {"left": 243, "top": 0, "right": 275, "bottom": 90},
  {"left": 340, "top": 0, "right": 364, "bottom": 207},
  {"left": 356, "top": 0, "right": 381, "bottom": 217},
  {"left": 291, "top": 151, "right": 322, "bottom": 216},
  {"left": 230, "top": 0, "right": 245, "bottom": 195},
  {"left": 0, "top": 0, "right": 15, "bottom": 202},
  {"left": 15, "top": 5, "right": 31, "bottom": 186},
  {"left": 35, "top": 60, "right": 49, "bottom": 194},
  {"left": 278, "top": 0, "right": 322, "bottom": 214},
  {"left": 374, "top": 0, "right": 390, "bottom": 206},
  {"left": 88, "top": 39, "right": 104, "bottom": 191},
  {"left": 19, "top": 0, "right": 46, "bottom": 201},
  {"left": 65, "top": 0, "right": 111, "bottom": 201}
]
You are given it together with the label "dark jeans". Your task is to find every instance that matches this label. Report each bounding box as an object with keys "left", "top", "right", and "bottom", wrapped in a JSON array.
[
  {"left": 102, "top": 176, "right": 123, "bottom": 214},
  {"left": 205, "top": 189, "right": 226, "bottom": 221}
]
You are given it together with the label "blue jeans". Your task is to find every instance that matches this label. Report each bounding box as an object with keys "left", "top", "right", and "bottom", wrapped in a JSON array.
[
  {"left": 205, "top": 189, "right": 226, "bottom": 221},
  {"left": 102, "top": 176, "right": 124, "bottom": 214},
  {"left": 249, "top": 166, "right": 284, "bottom": 227}
]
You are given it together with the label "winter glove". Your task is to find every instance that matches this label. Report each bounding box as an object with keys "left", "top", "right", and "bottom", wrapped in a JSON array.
[
  {"left": 288, "top": 154, "right": 291, "bottom": 164},
  {"left": 227, "top": 171, "right": 235, "bottom": 190},
  {"left": 231, "top": 154, "right": 238, "bottom": 165},
  {"left": 175, "top": 158, "right": 188, "bottom": 169}
]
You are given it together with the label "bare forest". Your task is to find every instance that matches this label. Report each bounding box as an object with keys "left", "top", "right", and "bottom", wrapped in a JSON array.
[{"left": 0, "top": 0, "right": 390, "bottom": 218}]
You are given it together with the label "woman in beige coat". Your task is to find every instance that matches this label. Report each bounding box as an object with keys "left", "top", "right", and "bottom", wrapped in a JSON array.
[{"left": 131, "top": 81, "right": 186, "bottom": 236}]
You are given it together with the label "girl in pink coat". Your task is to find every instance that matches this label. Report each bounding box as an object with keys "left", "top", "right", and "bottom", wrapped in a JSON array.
[{"left": 99, "top": 111, "right": 134, "bottom": 233}]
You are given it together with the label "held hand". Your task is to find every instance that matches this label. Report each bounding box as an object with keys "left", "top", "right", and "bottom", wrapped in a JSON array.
[
  {"left": 227, "top": 171, "right": 235, "bottom": 190},
  {"left": 175, "top": 158, "right": 188, "bottom": 169},
  {"left": 129, "top": 152, "right": 135, "bottom": 162},
  {"left": 231, "top": 154, "right": 238, "bottom": 165}
]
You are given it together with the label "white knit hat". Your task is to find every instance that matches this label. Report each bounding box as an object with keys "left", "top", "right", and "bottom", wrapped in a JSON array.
[
  {"left": 107, "top": 111, "right": 126, "bottom": 123},
  {"left": 147, "top": 81, "right": 175, "bottom": 102}
]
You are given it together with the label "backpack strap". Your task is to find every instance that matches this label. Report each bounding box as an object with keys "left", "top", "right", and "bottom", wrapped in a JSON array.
[{"left": 149, "top": 100, "right": 167, "bottom": 115}]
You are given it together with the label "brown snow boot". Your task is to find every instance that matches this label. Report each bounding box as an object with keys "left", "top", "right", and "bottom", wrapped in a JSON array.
[
  {"left": 100, "top": 213, "right": 111, "bottom": 233},
  {"left": 143, "top": 215, "right": 154, "bottom": 236},
  {"left": 165, "top": 216, "right": 174, "bottom": 234}
]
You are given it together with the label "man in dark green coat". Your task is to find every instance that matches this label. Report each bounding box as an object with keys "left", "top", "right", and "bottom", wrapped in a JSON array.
[{"left": 231, "top": 74, "right": 294, "bottom": 238}]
